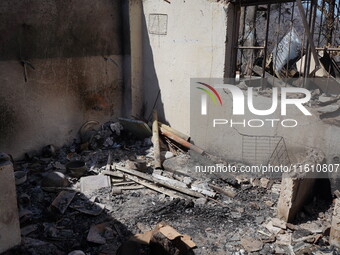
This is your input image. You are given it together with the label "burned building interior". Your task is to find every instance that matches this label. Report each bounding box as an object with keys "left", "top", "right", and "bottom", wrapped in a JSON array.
[{"left": 1, "top": 0, "right": 340, "bottom": 254}]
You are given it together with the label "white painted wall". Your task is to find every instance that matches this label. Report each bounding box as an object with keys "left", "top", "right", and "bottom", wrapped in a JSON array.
[{"left": 142, "top": 0, "right": 228, "bottom": 133}]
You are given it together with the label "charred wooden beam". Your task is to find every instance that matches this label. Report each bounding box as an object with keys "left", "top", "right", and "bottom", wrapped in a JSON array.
[{"left": 152, "top": 110, "right": 162, "bottom": 169}]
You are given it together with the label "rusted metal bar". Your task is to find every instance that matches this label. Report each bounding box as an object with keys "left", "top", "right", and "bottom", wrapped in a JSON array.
[
  {"left": 297, "top": 0, "right": 321, "bottom": 77},
  {"left": 160, "top": 129, "right": 204, "bottom": 155},
  {"left": 152, "top": 110, "right": 162, "bottom": 169},
  {"left": 315, "top": 48, "right": 340, "bottom": 51},
  {"left": 237, "top": 46, "right": 265, "bottom": 49}
]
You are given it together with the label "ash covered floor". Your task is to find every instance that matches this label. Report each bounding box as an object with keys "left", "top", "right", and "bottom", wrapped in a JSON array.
[{"left": 2, "top": 120, "right": 339, "bottom": 255}]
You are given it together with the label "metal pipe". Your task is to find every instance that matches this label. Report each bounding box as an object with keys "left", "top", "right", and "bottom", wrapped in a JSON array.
[{"left": 262, "top": 3, "right": 271, "bottom": 88}]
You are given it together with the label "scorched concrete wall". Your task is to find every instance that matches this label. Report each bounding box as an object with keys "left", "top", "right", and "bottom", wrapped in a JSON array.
[{"left": 0, "top": 0, "right": 124, "bottom": 158}]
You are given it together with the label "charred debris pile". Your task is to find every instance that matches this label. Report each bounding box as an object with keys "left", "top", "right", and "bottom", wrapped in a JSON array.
[{"left": 4, "top": 113, "right": 340, "bottom": 255}]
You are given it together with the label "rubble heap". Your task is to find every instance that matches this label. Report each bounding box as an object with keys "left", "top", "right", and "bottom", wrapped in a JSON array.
[{"left": 4, "top": 119, "right": 340, "bottom": 255}]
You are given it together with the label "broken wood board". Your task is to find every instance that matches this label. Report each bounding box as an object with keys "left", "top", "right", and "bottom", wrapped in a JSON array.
[
  {"left": 158, "top": 122, "right": 190, "bottom": 141},
  {"left": 209, "top": 184, "right": 237, "bottom": 198},
  {"left": 115, "top": 165, "right": 204, "bottom": 198},
  {"left": 101, "top": 170, "right": 125, "bottom": 178},
  {"left": 191, "top": 184, "right": 216, "bottom": 197},
  {"left": 42, "top": 187, "right": 78, "bottom": 193},
  {"left": 152, "top": 110, "right": 162, "bottom": 169},
  {"left": 133, "top": 222, "right": 196, "bottom": 251},
  {"left": 112, "top": 181, "right": 135, "bottom": 186},
  {"left": 124, "top": 174, "right": 184, "bottom": 199},
  {"left": 111, "top": 185, "right": 145, "bottom": 194},
  {"left": 152, "top": 172, "right": 188, "bottom": 189},
  {"left": 119, "top": 185, "right": 145, "bottom": 190}
]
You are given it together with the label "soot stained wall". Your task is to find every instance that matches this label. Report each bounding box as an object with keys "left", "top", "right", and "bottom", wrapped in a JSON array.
[{"left": 0, "top": 0, "right": 124, "bottom": 158}]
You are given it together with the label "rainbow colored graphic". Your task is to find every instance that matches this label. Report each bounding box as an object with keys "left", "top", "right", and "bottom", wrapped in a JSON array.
[{"left": 196, "top": 82, "right": 223, "bottom": 106}]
